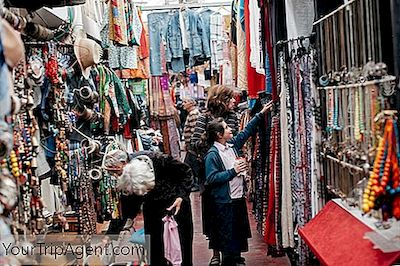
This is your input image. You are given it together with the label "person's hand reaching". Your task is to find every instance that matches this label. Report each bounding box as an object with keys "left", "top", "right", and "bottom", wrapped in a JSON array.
[
  {"left": 260, "top": 100, "right": 274, "bottom": 114},
  {"left": 167, "top": 197, "right": 183, "bottom": 215}
]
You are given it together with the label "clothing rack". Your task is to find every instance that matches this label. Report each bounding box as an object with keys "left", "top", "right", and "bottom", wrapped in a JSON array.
[
  {"left": 317, "top": 76, "right": 396, "bottom": 90},
  {"left": 275, "top": 32, "right": 316, "bottom": 46},
  {"left": 313, "top": 0, "right": 357, "bottom": 26},
  {"left": 140, "top": 1, "right": 231, "bottom": 11}
]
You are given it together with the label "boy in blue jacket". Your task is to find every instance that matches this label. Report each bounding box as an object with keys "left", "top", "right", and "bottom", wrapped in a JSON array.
[{"left": 204, "top": 102, "right": 272, "bottom": 266}]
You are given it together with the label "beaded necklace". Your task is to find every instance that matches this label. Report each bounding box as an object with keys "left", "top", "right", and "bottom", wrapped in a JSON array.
[
  {"left": 354, "top": 88, "right": 362, "bottom": 141},
  {"left": 327, "top": 89, "right": 334, "bottom": 132},
  {"left": 363, "top": 117, "right": 400, "bottom": 220}
]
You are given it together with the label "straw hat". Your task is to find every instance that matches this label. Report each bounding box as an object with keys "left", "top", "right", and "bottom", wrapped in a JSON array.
[{"left": 73, "top": 38, "right": 102, "bottom": 79}]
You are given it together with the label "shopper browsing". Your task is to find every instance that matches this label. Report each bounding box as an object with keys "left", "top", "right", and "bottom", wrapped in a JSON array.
[
  {"left": 104, "top": 150, "right": 194, "bottom": 266},
  {"left": 188, "top": 85, "right": 240, "bottom": 266},
  {"left": 182, "top": 97, "right": 201, "bottom": 191},
  {"left": 204, "top": 102, "right": 272, "bottom": 266}
]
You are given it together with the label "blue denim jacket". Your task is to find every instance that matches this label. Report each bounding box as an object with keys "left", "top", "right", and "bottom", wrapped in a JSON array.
[
  {"left": 166, "top": 9, "right": 211, "bottom": 69},
  {"left": 186, "top": 9, "right": 211, "bottom": 59},
  {"left": 166, "top": 12, "right": 183, "bottom": 60},
  {"left": 166, "top": 11, "right": 185, "bottom": 73},
  {"left": 198, "top": 9, "right": 213, "bottom": 57}
]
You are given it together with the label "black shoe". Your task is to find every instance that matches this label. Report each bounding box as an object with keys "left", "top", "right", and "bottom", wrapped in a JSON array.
[
  {"left": 209, "top": 255, "right": 220, "bottom": 266},
  {"left": 236, "top": 257, "right": 245, "bottom": 266}
]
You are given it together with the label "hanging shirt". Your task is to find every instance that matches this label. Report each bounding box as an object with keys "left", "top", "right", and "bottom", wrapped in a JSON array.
[
  {"left": 214, "top": 142, "right": 244, "bottom": 199},
  {"left": 179, "top": 9, "right": 189, "bottom": 50},
  {"left": 210, "top": 12, "right": 224, "bottom": 70},
  {"left": 248, "top": 0, "right": 264, "bottom": 75},
  {"left": 236, "top": 0, "right": 247, "bottom": 90}
]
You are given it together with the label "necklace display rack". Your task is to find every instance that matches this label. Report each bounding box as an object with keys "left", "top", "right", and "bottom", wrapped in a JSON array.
[
  {"left": 314, "top": 0, "right": 394, "bottom": 206},
  {"left": 318, "top": 62, "right": 396, "bottom": 206}
]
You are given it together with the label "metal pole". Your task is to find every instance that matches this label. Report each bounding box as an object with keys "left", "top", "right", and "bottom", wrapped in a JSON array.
[{"left": 391, "top": 0, "right": 400, "bottom": 76}]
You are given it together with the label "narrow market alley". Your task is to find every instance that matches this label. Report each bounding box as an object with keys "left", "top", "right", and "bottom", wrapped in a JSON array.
[{"left": 190, "top": 192, "right": 290, "bottom": 266}]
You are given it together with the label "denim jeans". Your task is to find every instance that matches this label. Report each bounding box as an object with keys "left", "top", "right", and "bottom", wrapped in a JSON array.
[{"left": 148, "top": 12, "right": 170, "bottom": 76}]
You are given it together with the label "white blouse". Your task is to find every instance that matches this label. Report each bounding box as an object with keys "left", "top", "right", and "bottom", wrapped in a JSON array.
[{"left": 214, "top": 142, "right": 244, "bottom": 199}]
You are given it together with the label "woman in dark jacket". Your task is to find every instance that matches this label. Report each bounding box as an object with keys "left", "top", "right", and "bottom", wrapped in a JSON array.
[
  {"left": 104, "top": 150, "right": 194, "bottom": 266},
  {"left": 204, "top": 103, "right": 271, "bottom": 266},
  {"left": 188, "top": 85, "right": 239, "bottom": 265}
]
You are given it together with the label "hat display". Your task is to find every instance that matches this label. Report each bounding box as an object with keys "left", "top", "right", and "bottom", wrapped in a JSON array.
[{"left": 73, "top": 38, "right": 102, "bottom": 79}]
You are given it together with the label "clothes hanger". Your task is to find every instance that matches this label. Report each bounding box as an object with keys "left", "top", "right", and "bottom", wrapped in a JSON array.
[{"left": 216, "top": 5, "right": 230, "bottom": 15}]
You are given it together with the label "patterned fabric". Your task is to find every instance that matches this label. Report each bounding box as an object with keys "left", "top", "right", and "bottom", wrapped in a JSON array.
[
  {"left": 101, "top": 6, "right": 140, "bottom": 70},
  {"left": 236, "top": 0, "right": 247, "bottom": 90},
  {"left": 287, "top": 53, "right": 316, "bottom": 265},
  {"left": 210, "top": 12, "right": 223, "bottom": 71},
  {"left": 222, "top": 15, "right": 231, "bottom": 61},
  {"left": 130, "top": 3, "right": 143, "bottom": 45},
  {"left": 183, "top": 108, "right": 200, "bottom": 147},
  {"left": 279, "top": 53, "right": 295, "bottom": 248},
  {"left": 109, "top": 0, "right": 128, "bottom": 45},
  {"left": 138, "top": 9, "right": 149, "bottom": 59},
  {"left": 264, "top": 115, "right": 279, "bottom": 246},
  {"left": 167, "top": 118, "right": 181, "bottom": 159}
]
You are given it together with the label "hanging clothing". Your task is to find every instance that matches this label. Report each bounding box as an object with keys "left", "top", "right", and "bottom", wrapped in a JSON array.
[
  {"left": 138, "top": 9, "right": 149, "bottom": 59},
  {"left": 179, "top": 9, "right": 189, "bottom": 50},
  {"left": 285, "top": 0, "right": 314, "bottom": 40},
  {"left": 108, "top": 0, "right": 128, "bottom": 45},
  {"left": 244, "top": 0, "right": 265, "bottom": 98},
  {"left": 278, "top": 54, "right": 295, "bottom": 248},
  {"left": 166, "top": 11, "right": 185, "bottom": 73},
  {"left": 148, "top": 12, "right": 170, "bottom": 76},
  {"left": 210, "top": 12, "right": 224, "bottom": 71},
  {"left": 220, "top": 60, "right": 233, "bottom": 86},
  {"left": 259, "top": 0, "right": 277, "bottom": 98},
  {"left": 248, "top": 0, "right": 264, "bottom": 75},
  {"left": 236, "top": 0, "right": 247, "bottom": 90}
]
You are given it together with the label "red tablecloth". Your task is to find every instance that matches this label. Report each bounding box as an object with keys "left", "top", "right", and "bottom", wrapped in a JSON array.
[{"left": 299, "top": 201, "right": 400, "bottom": 266}]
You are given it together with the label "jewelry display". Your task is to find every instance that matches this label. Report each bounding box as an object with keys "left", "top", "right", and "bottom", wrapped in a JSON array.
[{"left": 362, "top": 113, "right": 400, "bottom": 220}]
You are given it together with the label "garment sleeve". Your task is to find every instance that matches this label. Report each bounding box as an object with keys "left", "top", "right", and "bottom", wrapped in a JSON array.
[
  {"left": 183, "top": 112, "right": 197, "bottom": 146},
  {"left": 198, "top": 16, "right": 211, "bottom": 58},
  {"left": 205, "top": 152, "right": 237, "bottom": 185},
  {"left": 225, "top": 112, "right": 240, "bottom": 135},
  {"left": 232, "top": 112, "right": 263, "bottom": 150},
  {"left": 166, "top": 19, "right": 172, "bottom": 63}
]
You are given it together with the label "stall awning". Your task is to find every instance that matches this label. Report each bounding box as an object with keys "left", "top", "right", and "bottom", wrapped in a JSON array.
[{"left": 299, "top": 200, "right": 400, "bottom": 266}]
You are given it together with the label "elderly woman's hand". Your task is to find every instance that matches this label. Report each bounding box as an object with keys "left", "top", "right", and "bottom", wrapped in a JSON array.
[{"left": 167, "top": 197, "right": 183, "bottom": 215}]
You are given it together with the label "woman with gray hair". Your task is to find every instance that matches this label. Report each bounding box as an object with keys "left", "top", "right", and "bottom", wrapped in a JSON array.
[{"left": 104, "top": 150, "right": 194, "bottom": 266}]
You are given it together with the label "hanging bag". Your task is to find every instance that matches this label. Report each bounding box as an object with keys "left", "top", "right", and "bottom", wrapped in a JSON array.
[{"left": 162, "top": 215, "right": 182, "bottom": 266}]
